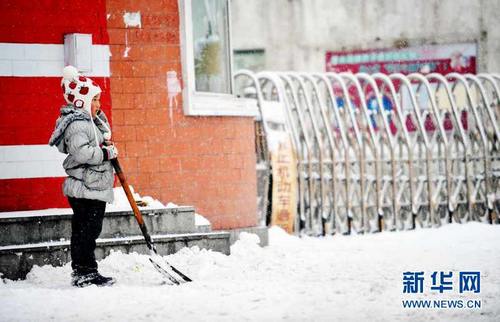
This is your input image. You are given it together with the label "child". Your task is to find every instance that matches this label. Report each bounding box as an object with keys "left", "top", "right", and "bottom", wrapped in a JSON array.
[{"left": 49, "top": 66, "right": 118, "bottom": 287}]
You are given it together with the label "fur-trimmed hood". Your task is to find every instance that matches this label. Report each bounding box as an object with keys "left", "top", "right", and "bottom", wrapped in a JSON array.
[{"left": 48, "top": 105, "right": 91, "bottom": 148}]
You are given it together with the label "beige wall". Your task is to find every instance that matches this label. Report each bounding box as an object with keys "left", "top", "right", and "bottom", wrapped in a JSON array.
[{"left": 231, "top": 0, "right": 500, "bottom": 72}]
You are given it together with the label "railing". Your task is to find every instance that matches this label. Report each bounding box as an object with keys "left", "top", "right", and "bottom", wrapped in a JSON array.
[{"left": 235, "top": 71, "right": 500, "bottom": 235}]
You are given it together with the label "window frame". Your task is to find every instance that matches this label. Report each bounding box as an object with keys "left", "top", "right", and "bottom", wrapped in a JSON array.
[{"left": 179, "top": 0, "right": 258, "bottom": 117}]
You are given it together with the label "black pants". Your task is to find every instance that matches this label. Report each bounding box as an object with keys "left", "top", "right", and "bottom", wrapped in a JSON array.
[{"left": 68, "top": 197, "right": 106, "bottom": 274}]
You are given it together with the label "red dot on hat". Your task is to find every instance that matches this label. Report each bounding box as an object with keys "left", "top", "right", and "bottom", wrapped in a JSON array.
[
  {"left": 79, "top": 87, "right": 89, "bottom": 95},
  {"left": 79, "top": 76, "right": 87, "bottom": 82},
  {"left": 68, "top": 94, "right": 75, "bottom": 102},
  {"left": 69, "top": 82, "right": 77, "bottom": 89}
]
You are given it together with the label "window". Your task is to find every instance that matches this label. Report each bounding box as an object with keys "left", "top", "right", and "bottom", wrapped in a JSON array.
[
  {"left": 179, "top": 0, "right": 257, "bottom": 116},
  {"left": 192, "top": 0, "right": 230, "bottom": 93}
]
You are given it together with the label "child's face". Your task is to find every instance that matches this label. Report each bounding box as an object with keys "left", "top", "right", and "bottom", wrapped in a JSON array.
[{"left": 91, "top": 93, "right": 101, "bottom": 118}]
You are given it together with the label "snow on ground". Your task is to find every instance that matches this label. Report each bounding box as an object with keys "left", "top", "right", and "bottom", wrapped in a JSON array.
[{"left": 1, "top": 223, "right": 499, "bottom": 322}]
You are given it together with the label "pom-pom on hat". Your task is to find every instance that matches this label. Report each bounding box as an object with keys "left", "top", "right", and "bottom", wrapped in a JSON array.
[{"left": 61, "top": 65, "right": 101, "bottom": 114}]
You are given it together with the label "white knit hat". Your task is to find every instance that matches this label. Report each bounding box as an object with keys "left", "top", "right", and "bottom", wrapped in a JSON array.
[{"left": 61, "top": 65, "right": 101, "bottom": 114}]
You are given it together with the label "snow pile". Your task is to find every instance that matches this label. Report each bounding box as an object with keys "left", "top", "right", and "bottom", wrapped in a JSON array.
[
  {"left": 165, "top": 202, "right": 178, "bottom": 208},
  {"left": 109, "top": 186, "right": 165, "bottom": 211},
  {"left": 1, "top": 223, "right": 500, "bottom": 321},
  {"left": 230, "top": 232, "right": 262, "bottom": 261},
  {"left": 166, "top": 202, "right": 210, "bottom": 227},
  {"left": 268, "top": 225, "right": 302, "bottom": 245},
  {"left": 110, "top": 189, "right": 211, "bottom": 226},
  {"left": 194, "top": 214, "right": 210, "bottom": 226}
]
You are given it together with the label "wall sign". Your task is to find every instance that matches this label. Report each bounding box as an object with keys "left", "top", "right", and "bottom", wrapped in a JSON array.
[{"left": 326, "top": 42, "right": 477, "bottom": 75}]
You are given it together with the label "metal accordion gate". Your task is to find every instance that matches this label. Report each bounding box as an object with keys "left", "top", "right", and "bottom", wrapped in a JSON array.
[{"left": 235, "top": 71, "right": 500, "bottom": 235}]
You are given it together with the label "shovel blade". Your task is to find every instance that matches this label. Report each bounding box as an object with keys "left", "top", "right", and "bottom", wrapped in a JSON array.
[{"left": 149, "top": 256, "right": 181, "bottom": 285}]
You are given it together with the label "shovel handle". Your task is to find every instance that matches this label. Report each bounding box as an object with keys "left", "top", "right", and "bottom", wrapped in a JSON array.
[
  {"left": 111, "top": 158, "right": 154, "bottom": 250},
  {"left": 111, "top": 158, "right": 192, "bottom": 282}
]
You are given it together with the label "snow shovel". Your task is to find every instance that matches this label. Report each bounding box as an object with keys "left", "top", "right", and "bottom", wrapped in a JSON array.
[{"left": 111, "top": 158, "right": 192, "bottom": 284}]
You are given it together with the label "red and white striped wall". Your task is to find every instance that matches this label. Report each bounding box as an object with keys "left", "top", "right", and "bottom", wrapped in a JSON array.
[{"left": 0, "top": 0, "right": 111, "bottom": 211}]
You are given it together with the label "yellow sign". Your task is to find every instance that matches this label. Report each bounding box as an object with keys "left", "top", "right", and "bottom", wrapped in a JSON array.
[{"left": 270, "top": 137, "right": 298, "bottom": 233}]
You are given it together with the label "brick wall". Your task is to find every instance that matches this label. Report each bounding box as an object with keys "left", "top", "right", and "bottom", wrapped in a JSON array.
[{"left": 106, "top": 0, "right": 257, "bottom": 229}]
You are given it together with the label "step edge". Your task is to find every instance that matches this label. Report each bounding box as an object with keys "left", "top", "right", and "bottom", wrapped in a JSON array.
[
  {"left": 0, "top": 206, "right": 196, "bottom": 223},
  {"left": 0, "top": 231, "right": 230, "bottom": 253}
]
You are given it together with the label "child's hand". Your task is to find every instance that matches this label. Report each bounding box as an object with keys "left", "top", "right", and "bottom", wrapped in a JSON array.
[{"left": 102, "top": 145, "right": 118, "bottom": 160}]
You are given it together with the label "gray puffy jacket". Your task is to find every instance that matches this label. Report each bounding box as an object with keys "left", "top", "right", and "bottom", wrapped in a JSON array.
[{"left": 49, "top": 105, "right": 114, "bottom": 203}]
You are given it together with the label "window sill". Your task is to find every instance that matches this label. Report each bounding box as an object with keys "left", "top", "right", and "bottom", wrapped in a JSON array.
[{"left": 183, "top": 92, "right": 259, "bottom": 117}]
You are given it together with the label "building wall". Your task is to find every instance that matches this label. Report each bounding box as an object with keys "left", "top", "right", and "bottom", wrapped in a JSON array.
[
  {"left": 106, "top": 0, "right": 257, "bottom": 230},
  {"left": 0, "top": 0, "right": 258, "bottom": 230},
  {"left": 0, "top": 0, "right": 112, "bottom": 210},
  {"left": 231, "top": 0, "right": 500, "bottom": 73}
]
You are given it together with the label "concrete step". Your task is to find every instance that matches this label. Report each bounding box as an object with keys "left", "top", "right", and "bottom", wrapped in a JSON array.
[
  {"left": 0, "top": 206, "right": 198, "bottom": 246},
  {"left": 0, "top": 231, "right": 230, "bottom": 280}
]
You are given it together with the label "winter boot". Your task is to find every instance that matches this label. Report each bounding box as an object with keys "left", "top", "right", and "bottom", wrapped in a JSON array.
[{"left": 72, "top": 271, "right": 116, "bottom": 287}]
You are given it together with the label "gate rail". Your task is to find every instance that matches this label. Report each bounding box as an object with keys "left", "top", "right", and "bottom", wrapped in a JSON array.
[{"left": 235, "top": 71, "right": 500, "bottom": 235}]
